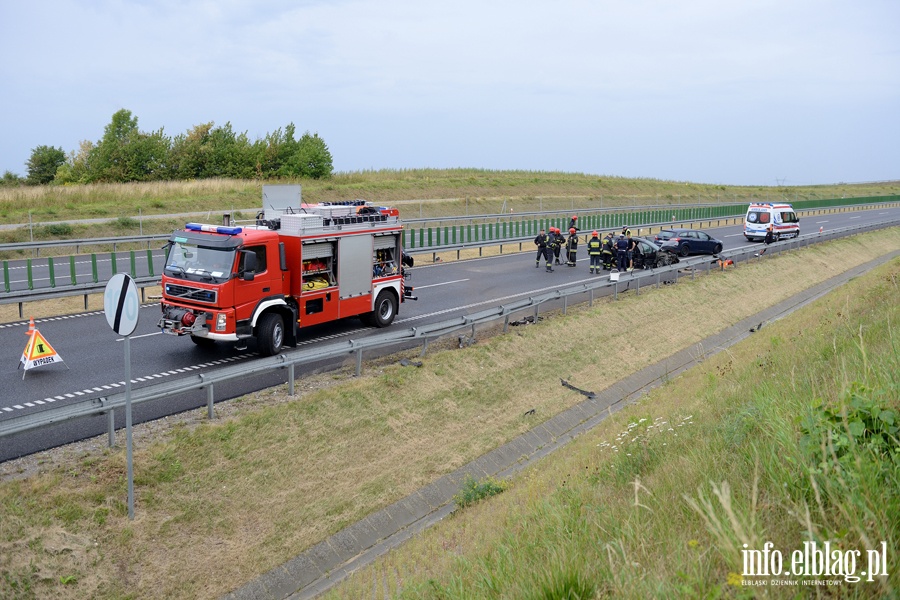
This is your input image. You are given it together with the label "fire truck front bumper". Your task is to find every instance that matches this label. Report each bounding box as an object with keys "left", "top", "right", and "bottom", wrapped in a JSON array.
[{"left": 158, "top": 307, "right": 210, "bottom": 336}]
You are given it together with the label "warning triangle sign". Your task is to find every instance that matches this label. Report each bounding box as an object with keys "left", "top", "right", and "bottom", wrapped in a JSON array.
[{"left": 19, "top": 320, "right": 67, "bottom": 378}]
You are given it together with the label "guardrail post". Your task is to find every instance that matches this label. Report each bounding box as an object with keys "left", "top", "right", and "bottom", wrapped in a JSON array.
[
  {"left": 207, "top": 384, "right": 214, "bottom": 419},
  {"left": 288, "top": 364, "right": 295, "bottom": 396},
  {"left": 636, "top": 275, "right": 640, "bottom": 295},
  {"left": 27, "top": 259, "right": 33, "bottom": 290},
  {"left": 355, "top": 348, "right": 363, "bottom": 376},
  {"left": 91, "top": 254, "right": 99, "bottom": 283},
  {"left": 108, "top": 409, "right": 116, "bottom": 447},
  {"left": 48, "top": 257, "right": 56, "bottom": 288},
  {"left": 3, "top": 261, "right": 9, "bottom": 293},
  {"left": 69, "top": 255, "right": 77, "bottom": 285}
]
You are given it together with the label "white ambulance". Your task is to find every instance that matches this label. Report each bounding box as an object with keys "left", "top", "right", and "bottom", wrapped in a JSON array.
[{"left": 744, "top": 203, "right": 800, "bottom": 242}]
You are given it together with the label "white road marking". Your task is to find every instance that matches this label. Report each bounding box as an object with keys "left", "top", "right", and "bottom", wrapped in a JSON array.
[
  {"left": 117, "top": 331, "right": 163, "bottom": 341},
  {"left": 415, "top": 279, "right": 470, "bottom": 289},
  {"left": 2, "top": 353, "right": 257, "bottom": 415}
]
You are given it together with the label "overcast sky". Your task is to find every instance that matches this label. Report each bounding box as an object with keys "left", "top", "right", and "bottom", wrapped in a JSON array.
[{"left": 1, "top": 1, "right": 897, "bottom": 186}]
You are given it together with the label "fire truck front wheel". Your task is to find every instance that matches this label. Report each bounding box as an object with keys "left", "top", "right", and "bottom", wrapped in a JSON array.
[
  {"left": 257, "top": 312, "right": 285, "bottom": 356},
  {"left": 370, "top": 290, "right": 398, "bottom": 328}
]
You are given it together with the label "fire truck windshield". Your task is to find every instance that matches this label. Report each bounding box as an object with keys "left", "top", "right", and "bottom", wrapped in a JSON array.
[{"left": 165, "top": 242, "right": 236, "bottom": 282}]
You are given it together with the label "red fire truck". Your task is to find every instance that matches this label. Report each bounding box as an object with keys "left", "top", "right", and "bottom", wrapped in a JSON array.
[{"left": 157, "top": 186, "right": 415, "bottom": 356}]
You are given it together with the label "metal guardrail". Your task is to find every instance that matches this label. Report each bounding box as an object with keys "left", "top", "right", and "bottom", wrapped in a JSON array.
[
  {"left": 2, "top": 217, "right": 897, "bottom": 450},
  {"left": 0, "top": 234, "right": 170, "bottom": 255}
]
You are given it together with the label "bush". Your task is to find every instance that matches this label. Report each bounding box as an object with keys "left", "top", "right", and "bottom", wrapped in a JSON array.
[
  {"left": 453, "top": 475, "right": 508, "bottom": 509},
  {"left": 43, "top": 223, "right": 74, "bottom": 237},
  {"left": 113, "top": 216, "right": 139, "bottom": 231}
]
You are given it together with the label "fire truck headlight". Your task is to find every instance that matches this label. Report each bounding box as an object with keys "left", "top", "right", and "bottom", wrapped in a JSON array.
[{"left": 216, "top": 313, "right": 227, "bottom": 331}]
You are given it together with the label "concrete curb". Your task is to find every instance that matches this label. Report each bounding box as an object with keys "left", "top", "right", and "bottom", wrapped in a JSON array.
[{"left": 222, "top": 250, "right": 900, "bottom": 600}]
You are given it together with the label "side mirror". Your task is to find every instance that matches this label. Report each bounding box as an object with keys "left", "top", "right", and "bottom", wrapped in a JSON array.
[{"left": 240, "top": 250, "right": 258, "bottom": 281}]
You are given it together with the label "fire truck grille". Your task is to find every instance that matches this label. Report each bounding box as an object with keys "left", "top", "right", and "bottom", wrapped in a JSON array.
[{"left": 164, "top": 284, "right": 217, "bottom": 304}]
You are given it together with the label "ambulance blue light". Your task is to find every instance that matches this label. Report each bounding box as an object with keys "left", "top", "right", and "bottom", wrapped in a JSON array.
[{"left": 185, "top": 223, "right": 243, "bottom": 235}]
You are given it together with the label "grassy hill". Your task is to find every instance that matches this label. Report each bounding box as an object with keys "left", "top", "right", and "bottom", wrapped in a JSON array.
[
  {"left": 1, "top": 169, "right": 898, "bottom": 228},
  {"left": 328, "top": 251, "right": 899, "bottom": 599}
]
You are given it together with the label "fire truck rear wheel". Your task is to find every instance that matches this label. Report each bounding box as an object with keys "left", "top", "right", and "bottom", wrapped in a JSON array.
[
  {"left": 257, "top": 313, "right": 285, "bottom": 356},
  {"left": 371, "top": 290, "right": 398, "bottom": 328}
]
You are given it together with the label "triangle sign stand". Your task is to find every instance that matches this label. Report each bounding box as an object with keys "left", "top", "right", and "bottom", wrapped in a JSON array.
[{"left": 18, "top": 317, "right": 68, "bottom": 379}]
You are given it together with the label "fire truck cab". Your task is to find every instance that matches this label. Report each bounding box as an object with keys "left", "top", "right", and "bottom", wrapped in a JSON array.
[{"left": 157, "top": 185, "right": 413, "bottom": 356}]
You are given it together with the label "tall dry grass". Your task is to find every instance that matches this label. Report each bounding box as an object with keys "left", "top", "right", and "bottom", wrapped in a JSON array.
[{"left": 1, "top": 170, "right": 897, "bottom": 226}]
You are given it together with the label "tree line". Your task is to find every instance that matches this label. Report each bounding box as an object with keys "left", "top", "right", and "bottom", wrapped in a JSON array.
[{"left": 2, "top": 109, "right": 334, "bottom": 186}]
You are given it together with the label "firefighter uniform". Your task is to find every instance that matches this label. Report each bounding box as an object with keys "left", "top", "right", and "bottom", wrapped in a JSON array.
[
  {"left": 587, "top": 232, "right": 602, "bottom": 273},
  {"left": 534, "top": 230, "right": 554, "bottom": 272},
  {"left": 602, "top": 233, "right": 615, "bottom": 270},
  {"left": 552, "top": 227, "right": 565, "bottom": 264},
  {"left": 565, "top": 228, "right": 578, "bottom": 266}
]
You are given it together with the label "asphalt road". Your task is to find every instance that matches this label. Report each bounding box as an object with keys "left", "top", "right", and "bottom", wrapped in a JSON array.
[{"left": 2, "top": 208, "right": 897, "bottom": 461}]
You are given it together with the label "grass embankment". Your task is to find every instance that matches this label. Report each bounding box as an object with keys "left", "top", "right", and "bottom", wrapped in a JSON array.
[
  {"left": 0, "top": 229, "right": 898, "bottom": 599},
  {"left": 1, "top": 170, "right": 898, "bottom": 231},
  {"left": 329, "top": 260, "right": 900, "bottom": 598}
]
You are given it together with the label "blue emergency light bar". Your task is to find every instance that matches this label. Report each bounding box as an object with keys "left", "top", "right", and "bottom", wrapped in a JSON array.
[{"left": 185, "top": 223, "right": 243, "bottom": 235}]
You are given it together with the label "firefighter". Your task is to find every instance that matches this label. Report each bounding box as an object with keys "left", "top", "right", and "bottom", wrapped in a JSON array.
[
  {"left": 568, "top": 215, "right": 579, "bottom": 231},
  {"left": 534, "top": 228, "right": 555, "bottom": 272},
  {"left": 764, "top": 223, "right": 775, "bottom": 245},
  {"left": 601, "top": 232, "right": 615, "bottom": 270},
  {"left": 565, "top": 227, "right": 578, "bottom": 266},
  {"left": 552, "top": 227, "right": 566, "bottom": 264},
  {"left": 615, "top": 233, "right": 629, "bottom": 272},
  {"left": 587, "top": 231, "right": 602, "bottom": 273},
  {"left": 621, "top": 225, "right": 632, "bottom": 238}
]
